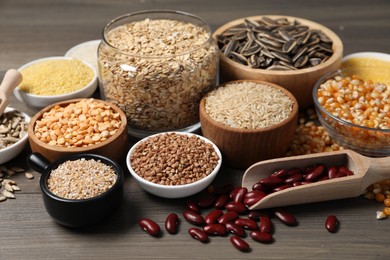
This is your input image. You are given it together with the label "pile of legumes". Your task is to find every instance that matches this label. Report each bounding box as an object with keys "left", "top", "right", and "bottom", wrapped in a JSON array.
[
  {"left": 19, "top": 58, "right": 94, "bottom": 96},
  {"left": 205, "top": 81, "right": 294, "bottom": 129},
  {"left": 47, "top": 158, "right": 117, "bottom": 200},
  {"left": 0, "top": 110, "right": 28, "bottom": 150},
  {"left": 33, "top": 99, "right": 121, "bottom": 147},
  {"left": 130, "top": 133, "right": 219, "bottom": 186},
  {"left": 138, "top": 181, "right": 340, "bottom": 252}
]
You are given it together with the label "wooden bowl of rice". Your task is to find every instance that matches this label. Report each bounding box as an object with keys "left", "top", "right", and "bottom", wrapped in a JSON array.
[{"left": 200, "top": 80, "right": 298, "bottom": 169}]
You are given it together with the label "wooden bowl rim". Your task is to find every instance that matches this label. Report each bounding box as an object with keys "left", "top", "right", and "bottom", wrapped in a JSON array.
[
  {"left": 28, "top": 98, "right": 128, "bottom": 153},
  {"left": 213, "top": 15, "right": 343, "bottom": 76},
  {"left": 200, "top": 79, "right": 299, "bottom": 134}
]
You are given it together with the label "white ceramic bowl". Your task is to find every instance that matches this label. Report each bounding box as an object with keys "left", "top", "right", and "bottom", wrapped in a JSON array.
[
  {"left": 0, "top": 107, "right": 30, "bottom": 164},
  {"left": 343, "top": 51, "right": 390, "bottom": 63},
  {"left": 65, "top": 40, "right": 101, "bottom": 72},
  {"left": 14, "top": 56, "right": 98, "bottom": 109},
  {"left": 126, "top": 132, "right": 222, "bottom": 198}
]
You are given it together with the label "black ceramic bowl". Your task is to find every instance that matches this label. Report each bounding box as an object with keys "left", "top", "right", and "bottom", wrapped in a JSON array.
[{"left": 27, "top": 152, "right": 124, "bottom": 228}]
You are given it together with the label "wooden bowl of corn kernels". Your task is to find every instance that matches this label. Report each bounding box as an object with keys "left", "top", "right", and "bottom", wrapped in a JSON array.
[
  {"left": 213, "top": 15, "right": 343, "bottom": 109},
  {"left": 28, "top": 98, "right": 128, "bottom": 162}
]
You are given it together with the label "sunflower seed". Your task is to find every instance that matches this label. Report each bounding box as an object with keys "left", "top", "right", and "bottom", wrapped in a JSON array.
[
  {"left": 11, "top": 185, "right": 21, "bottom": 191},
  {"left": 0, "top": 195, "right": 6, "bottom": 202},
  {"left": 217, "top": 16, "right": 334, "bottom": 70},
  {"left": 25, "top": 172, "right": 35, "bottom": 179},
  {"left": 4, "top": 183, "right": 14, "bottom": 192},
  {"left": 3, "top": 190, "right": 15, "bottom": 199}
]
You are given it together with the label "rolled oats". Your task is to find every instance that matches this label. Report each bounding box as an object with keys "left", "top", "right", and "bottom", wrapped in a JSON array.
[{"left": 98, "top": 15, "right": 218, "bottom": 133}]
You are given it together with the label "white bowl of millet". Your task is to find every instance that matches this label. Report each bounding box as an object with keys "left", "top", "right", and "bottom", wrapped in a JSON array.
[{"left": 126, "top": 132, "right": 222, "bottom": 198}]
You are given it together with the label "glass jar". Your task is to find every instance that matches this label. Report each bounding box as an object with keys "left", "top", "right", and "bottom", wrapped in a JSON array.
[{"left": 98, "top": 10, "right": 218, "bottom": 138}]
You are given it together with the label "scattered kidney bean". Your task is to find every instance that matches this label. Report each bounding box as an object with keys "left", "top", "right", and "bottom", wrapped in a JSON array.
[
  {"left": 185, "top": 200, "right": 200, "bottom": 213},
  {"left": 234, "top": 218, "right": 258, "bottom": 230},
  {"left": 249, "top": 231, "right": 273, "bottom": 243},
  {"left": 247, "top": 210, "right": 264, "bottom": 221},
  {"left": 205, "top": 209, "right": 223, "bottom": 225},
  {"left": 197, "top": 195, "right": 216, "bottom": 209},
  {"left": 225, "top": 202, "right": 247, "bottom": 214},
  {"left": 225, "top": 222, "right": 246, "bottom": 237},
  {"left": 229, "top": 187, "right": 241, "bottom": 199},
  {"left": 259, "top": 215, "right": 273, "bottom": 233},
  {"left": 273, "top": 209, "right": 298, "bottom": 226},
  {"left": 233, "top": 187, "right": 247, "bottom": 204},
  {"left": 230, "top": 236, "right": 250, "bottom": 252},
  {"left": 218, "top": 211, "right": 239, "bottom": 225},
  {"left": 244, "top": 191, "right": 267, "bottom": 207},
  {"left": 165, "top": 213, "right": 179, "bottom": 234},
  {"left": 188, "top": 227, "right": 209, "bottom": 243},
  {"left": 203, "top": 223, "right": 227, "bottom": 236},
  {"left": 183, "top": 210, "right": 205, "bottom": 226},
  {"left": 139, "top": 218, "right": 161, "bottom": 236},
  {"left": 214, "top": 193, "right": 230, "bottom": 209},
  {"left": 325, "top": 215, "right": 339, "bottom": 233}
]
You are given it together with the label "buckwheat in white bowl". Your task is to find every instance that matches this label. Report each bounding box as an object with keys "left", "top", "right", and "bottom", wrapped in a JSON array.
[{"left": 126, "top": 132, "right": 222, "bottom": 198}]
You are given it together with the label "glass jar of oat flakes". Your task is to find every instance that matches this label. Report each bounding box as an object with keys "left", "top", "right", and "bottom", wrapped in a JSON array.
[{"left": 98, "top": 10, "right": 218, "bottom": 138}]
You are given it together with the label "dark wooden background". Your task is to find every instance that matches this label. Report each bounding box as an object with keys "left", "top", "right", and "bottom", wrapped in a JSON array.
[{"left": 1, "top": 0, "right": 390, "bottom": 259}]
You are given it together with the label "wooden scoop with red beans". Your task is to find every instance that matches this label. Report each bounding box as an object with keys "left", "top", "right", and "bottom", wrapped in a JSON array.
[{"left": 242, "top": 149, "right": 389, "bottom": 209}]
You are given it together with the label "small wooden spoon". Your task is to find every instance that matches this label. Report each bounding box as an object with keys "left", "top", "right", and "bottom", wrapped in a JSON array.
[
  {"left": 242, "top": 149, "right": 389, "bottom": 209},
  {"left": 0, "top": 69, "right": 23, "bottom": 115}
]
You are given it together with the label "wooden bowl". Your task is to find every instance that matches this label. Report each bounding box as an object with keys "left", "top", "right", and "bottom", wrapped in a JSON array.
[
  {"left": 200, "top": 80, "right": 299, "bottom": 169},
  {"left": 28, "top": 98, "right": 128, "bottom": 163},
  {"left": 213, "top": 15, "right": 343, "bottom": 109}
]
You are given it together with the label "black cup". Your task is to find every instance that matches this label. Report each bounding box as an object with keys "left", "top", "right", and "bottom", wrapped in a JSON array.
[{"left": 27, "top": 152, "right": 124, "bottom": 228}]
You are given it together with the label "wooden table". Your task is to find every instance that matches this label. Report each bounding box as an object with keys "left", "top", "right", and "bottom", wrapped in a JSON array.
[{"left": 1, "top": 0, "right": 389, "bottom": 259}]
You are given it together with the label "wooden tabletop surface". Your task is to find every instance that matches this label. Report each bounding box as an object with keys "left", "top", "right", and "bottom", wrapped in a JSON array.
[{"left": 1, "top": 0, "right": 390, "bottom": 259}]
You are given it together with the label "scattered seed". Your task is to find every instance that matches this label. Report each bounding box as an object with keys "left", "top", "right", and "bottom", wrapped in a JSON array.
[
  {"left": 3, "top": 190, "right": 15, "bottom": 199},
  {"left": 0, "top": 195, "right": 7, "bottom": 202},
  {"left": 11, "top": 185, "right": 21, "bottom": 191},
  {"left": 4, "top": 183, "right": 14, "bottom": 192},
  {"left": 25, "top": 172, "right": 34, "bottom": 179}
]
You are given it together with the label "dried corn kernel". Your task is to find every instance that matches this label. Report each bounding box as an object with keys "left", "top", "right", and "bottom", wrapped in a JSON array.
[
  {"left": 376, "top": 211, "right": 387, "bottom": 220},
  {"left": 384, "top": 207, "right": 390, "bottom": 216},
  {"left": 375, "top": 193, "right": 386, "bottom": 202},
  {"left": 384, "top": 198, "right": 390, "bottom": 207}
]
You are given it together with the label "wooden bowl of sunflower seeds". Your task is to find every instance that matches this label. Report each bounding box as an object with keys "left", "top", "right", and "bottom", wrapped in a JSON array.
[
  {"left": 199, "top": 80, "right": 298, "bottom": 169},
  {"left": 213, "top": 15, "right": 343, "bottom": 109}
]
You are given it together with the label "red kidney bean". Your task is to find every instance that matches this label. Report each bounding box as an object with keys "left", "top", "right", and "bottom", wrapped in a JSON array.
[
  {"left": 214, "top": 193, "right": 230, "bottom": 209},
  {"left": 305, "top": 164, "right": 325, "bottom": 181},
  {"left": 213, "top": 183, "right": 234, "bottom": 195},
  {"left": 244, "top": 196, "right": 262, "bottom": 207},
  {"left": 328, "top": 166, "right": 338, "bottom": 179},
  {"left": 273, "top": 209, "right": 298, "bottom": 226},
  {"left": 233, "top": 187, "right": 247, "bottom": 204},
  {"left": 165, "top": 213, "right": 179, "bottom": 234},
  {"left": 245, "top": 190, "right": 266, "bottom": 199},
  {"left": 230, "top": 236, "right": 250, "bottom": 252},
  {"left": 338, "top": 166, "right": 354, "bottom": 176},
  {"left": 218, "top": 211, "right": 239, "bottom": 225},
  {"left": 319, "top": 176, "right": 330, "bottom": 181},
  {"left": 197, "top": 195, "right": 216, "bottom": 209},
  {"left": 244, "top": 191, "right": 267, "bottom": 207},
  {"left": 292, "top": 181, "right": 302, "bottom": 187},
  {"left": 304, "top": 164, "right": 317, "bottom": 174},
  {"left": 284, "top": 173, "right": 303, "bottom": 184},
  {"left": 225, "top": 222, "right": 246, "bottom": 237},
  {"left": 270, "top": 169, "right": 289, "bottom": 179},
  {"left": 229, "top": 187, "right": 241, "bottom": 199},
  {"left": 247, "top": 210, "right": 265, "bottom": 221},
  {"left": 188, "top": 227, "right": 209, "bottom": 243},
  {"left": 252, "top": 182, "right": 269, "bottom": 192},
  {"left": 300, "top": 181, "right": 312, "bottom": 185},
  {"left": 249, "top": 231, "right": 273, "bottom": 243},
  {"left": 205, "top": 209, "right": 223, "bottom": 225},
  {"left": 325, "top": 215, "right": 339, "bottom": 233},
  {"left": 139, "top": 218, "right": 160, "bottom": 236},
  {"left": 203, "top": 223, "right": 227, "bottom": 236},
  {"left": 259, "top": 176, "right": 284, "bottom": 188},
  {"left": 272, "top": 184, "right": 293, "bottom": 193},
  {"left": 185, "top": 200, "right": 200, "bottom": 213},
  {"left": 225, "top": 202, "right": 248, "bottom": 214},
  {"left": 234, "top": 218, "right": 258, "bottom": 230},
  {"left": 183, "top": 210, "right": 205, "bottom": 226},
  {"left": 259, "top": 215, "right": 272, "bottom": 233},
  {"left": 287, "top": 168, "right": 302, "bottom": 176}
]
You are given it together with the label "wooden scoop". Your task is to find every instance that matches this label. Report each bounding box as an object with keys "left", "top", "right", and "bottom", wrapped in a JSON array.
[
  {"left": 242, "top": 149, "right": 389, "bottom": 210},
  {"left": 0, "top": 69, "right": 23, "bottom": 115}
]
